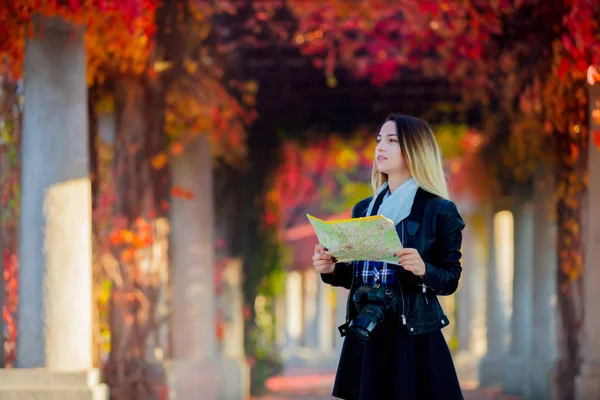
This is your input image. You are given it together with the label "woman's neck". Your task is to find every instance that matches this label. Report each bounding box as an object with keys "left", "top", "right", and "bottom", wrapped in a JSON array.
[{"left": 387, "top": 172, "right": 412, "bottom": 193}]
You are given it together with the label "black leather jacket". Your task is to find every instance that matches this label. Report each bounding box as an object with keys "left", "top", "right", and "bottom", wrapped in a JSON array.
[{"left": 320, "top": 188, "right": 465, "bottom": 336}]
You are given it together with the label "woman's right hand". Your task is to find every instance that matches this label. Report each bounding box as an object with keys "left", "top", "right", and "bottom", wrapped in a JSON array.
[{"left": 313, "top": 244, "right": 336, "bottom": 274}]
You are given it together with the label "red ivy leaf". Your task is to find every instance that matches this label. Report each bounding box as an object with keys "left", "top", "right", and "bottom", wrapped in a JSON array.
[
  {"left": 557, "top": 56, "right": 571, "bottom": 79},
  {"left": 592, "top": 130, "right": 600, "bottom": 150},
  {"left": 171, "top": 185, "right": 194, "bottom": 200},
  {"left": 575, "top": 58, "right": 588, "bottom": 73}
]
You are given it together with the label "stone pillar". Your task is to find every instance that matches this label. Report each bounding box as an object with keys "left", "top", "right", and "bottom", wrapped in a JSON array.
[
  {"left": 334, "top": 287, "right": 349, "bottom": 351},
  {"left": 479, "top": 206, "right": 512, "bottom": 387},
  {"left": 575, "top": 82, "right": 600, "bottom": 399},
  {"left": 285, "top": 271, "right": 303, "bottom": 349},
  {"left": 97, "top": 104, "right": 116, "bottom": 144},
  {"left": 439, "top": 294, "right": 456, "bottom": 343},
  {"left": 525, "top": 167, "right": 557, "bottom": 400},
  {"left": 168, "top": 135, "right": 223, "bottom": 399},
  {"left": 317, "top": 277, "right": 334, "bottom": 353},
  {"left": 454, "top": 217, "right": 487, "bottom": 387},
  {"left": 303, "top": 269, "right": 319, "bottom": 349},
  {"left": 275, "top": 294, "right": 286, "bottom": 350},
  {"left": 504, "top": 201, "right": 534, "bottom": 395},
  {"left": 219, "top": 258, "right": 250, "bottom": 400},
  {"left": 1, "top": 16, "right": 106, "bottom": 399}
]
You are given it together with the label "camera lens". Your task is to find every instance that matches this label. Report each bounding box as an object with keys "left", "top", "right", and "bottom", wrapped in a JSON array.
[
  {"left": 348, "top": 304, "right": 385, "bottom": 343},
  {"left": 351, "top": 325, "right": 371, "bottom": 342}
]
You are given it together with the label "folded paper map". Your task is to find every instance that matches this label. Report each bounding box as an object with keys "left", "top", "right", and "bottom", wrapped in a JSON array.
[{"left": 306, "top": 214, "right": 402, "bottom": 265}]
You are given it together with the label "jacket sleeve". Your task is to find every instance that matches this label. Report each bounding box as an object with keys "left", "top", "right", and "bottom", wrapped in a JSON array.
[
  {"left": 319, "top": 202, "right": 361, "bottom": 290},
  {"left": 320, "top": 261, "right": 354, "bottom": 290},
  {"left": 422, "top": 201, "right": 465, "bottom": 296}
]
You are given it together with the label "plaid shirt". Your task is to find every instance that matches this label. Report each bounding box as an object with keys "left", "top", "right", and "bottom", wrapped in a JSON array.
[
  {"left": 356, "top": 260, "right": 399, "bottom": 285},
  {"left": 356, "top": 220, "right": 405, "bottom": 286}
]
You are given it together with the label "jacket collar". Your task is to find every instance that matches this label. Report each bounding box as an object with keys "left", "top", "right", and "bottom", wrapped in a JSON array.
[{"left": 404, "top": 188, "right": 433, "bottom": 238}]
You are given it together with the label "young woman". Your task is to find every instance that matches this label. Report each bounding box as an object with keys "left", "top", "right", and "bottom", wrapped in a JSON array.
[{"left": 313, "top": 114, "right": 465, "bottom": 400}]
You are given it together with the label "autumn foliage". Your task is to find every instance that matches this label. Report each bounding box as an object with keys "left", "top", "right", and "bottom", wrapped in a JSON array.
[
  {"left": 0, "top": 0, "right": 158, "bottom": 81},
  {"left": 285, "top": 2, "right": 600, "bottom": 398},
  {"left": 1, "top": 0, "right": 600, "bottom": 398},
  {"left": 0, "top": 67, "right": 20, "bottom": 366},
  {"left": 267, "top": 132, "right": 375, "bottom": 229}
]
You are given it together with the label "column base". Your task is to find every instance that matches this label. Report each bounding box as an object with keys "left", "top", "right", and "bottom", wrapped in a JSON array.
[
  {"left": 503, "top": 356, "right": 527, "bottom": 395},
  {"left": 524, "top": 354, "right": 554, "bottom": 400},
  {"left": 576, "top": 361, "right": 600, "bottom": 400},
  {"left": 167, "top": 357, "right": 249, "bottom": 400},
  {"left": 478, "top": 354, "right": 506, "bottom": 388},
  {"left": 220, "top": 357, "right": 250, "bottom": 400},
  {"left": 0, "top": 369, "right": 107, "bottom": 400}
]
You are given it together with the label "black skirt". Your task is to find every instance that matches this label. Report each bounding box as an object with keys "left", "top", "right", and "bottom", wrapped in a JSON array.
[{"left": 332, "top": 316, "right": 464, "bottom": 400}]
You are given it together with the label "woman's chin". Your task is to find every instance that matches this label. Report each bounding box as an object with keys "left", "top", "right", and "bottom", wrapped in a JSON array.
[{"left": 377, "top": 165, "right": 391, "bottom": 174}]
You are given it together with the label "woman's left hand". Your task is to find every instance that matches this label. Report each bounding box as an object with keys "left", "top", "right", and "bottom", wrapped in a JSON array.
[{"left": 394, "top": 248, "right": 426, "bottom": 278}]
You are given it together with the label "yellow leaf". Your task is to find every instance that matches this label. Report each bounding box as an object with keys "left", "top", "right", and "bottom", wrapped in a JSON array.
[
  {"left": 151, "top": 153, "right": 168, "bottom": 170},
  {"left": 170, "top": 142, "right": 184, "bottom": 155},
  {"left": 121, "top": 230, "right": 135, "bottom": 243},
  {"left": 184, "top": 58, "right": 198, "bottom": 74},
  {"left": 245, "top": 80, "right": 259, "bottom": 93},
  {"left": 153, "top": 60, "right": 172, "bottom": 72}
]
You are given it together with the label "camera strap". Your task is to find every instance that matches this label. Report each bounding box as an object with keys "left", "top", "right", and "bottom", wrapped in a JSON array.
[{"left": 369, "top": 185, "right": 389, "bottom": 216}]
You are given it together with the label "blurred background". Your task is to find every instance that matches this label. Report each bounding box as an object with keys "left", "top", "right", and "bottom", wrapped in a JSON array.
[{"left": 0, "top": 1, "right": 599, "bottom": 399}]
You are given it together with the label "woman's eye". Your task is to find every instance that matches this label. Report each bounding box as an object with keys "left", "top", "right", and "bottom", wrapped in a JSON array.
[
  {"left": 376, "top": 138, "right": 381, "bottom": 143},
  {"left": 390, "top": 139, "right": 398, "bottom": 143}
]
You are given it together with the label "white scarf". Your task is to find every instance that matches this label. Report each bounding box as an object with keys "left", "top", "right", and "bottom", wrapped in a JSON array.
[{"left": 366, "top": 178, "right": 419, "bottom": 225}]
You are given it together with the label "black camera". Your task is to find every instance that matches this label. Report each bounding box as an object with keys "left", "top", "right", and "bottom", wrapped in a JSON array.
[{"left": 348, "top": 284, "right": 399, "bottom": 343}]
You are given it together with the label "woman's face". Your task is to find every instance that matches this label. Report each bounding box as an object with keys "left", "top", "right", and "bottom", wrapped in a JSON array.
[{"left": 375, "top": 120, "right": 406, "bottom": 175}]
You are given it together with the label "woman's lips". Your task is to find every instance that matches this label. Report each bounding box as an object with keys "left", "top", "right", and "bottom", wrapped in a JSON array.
[{"left": 377, "top": 155, "right": 387, "bottom": 161}]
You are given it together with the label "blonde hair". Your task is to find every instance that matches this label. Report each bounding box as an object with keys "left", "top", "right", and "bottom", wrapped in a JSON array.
[{"left": 371, "top": 114, "right": 449, "bottom": 199}]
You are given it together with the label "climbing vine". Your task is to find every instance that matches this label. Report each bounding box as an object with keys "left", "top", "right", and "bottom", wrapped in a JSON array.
[{"left": 0, "top": 66, "right": 20, "bottom": 367}]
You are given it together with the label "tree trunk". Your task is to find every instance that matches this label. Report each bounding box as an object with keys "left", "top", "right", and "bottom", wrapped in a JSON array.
[
  {"left": 114, "top": 76, "right": 150, "bottom": 220},
  {"left": 552, "top": 78, "right": 589, "bottom": 400},
  {"left": 98, "top": 75, "right": 168, "bottom": 400},
  {"left": 0, "top": 73, "right": 21, "bottom": 368},
  {"left": 89, "top": 86, "right": 100, "bottom": 212}
]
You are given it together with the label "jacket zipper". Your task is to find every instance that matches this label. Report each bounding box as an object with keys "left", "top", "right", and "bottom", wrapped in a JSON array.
[
  {"left": 345, "top": 261, "right": 356, "bottom": 323},
  {"left": 399, "top": 220, "right": 407, "bottom": 325},
  {"left": 421, "top": 283, "right": 429, "bottom": 304},
  {"left": 400, "top": 283, "right": 407, "bottom": 325}
]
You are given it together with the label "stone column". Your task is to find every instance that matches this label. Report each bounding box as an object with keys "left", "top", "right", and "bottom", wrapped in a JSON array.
[
  {"left": 219, "top": 258, "right": 250, "bottom": 400},
  {"left": 317, "top": 277, "right": 334, "bottom": 354},
  {"left": 454, "top": 217, "right": 487, "bottom": 387},
  {"left": 439, "top": 294, "right": 456, "bottom": 343},
  {"left": 575, "top": 82, "right": 600, "bottom": 399},
  {"left": 0, "top": 16, "right": 106, "bottom": 398},
  {"left": 285, "top": 271, "right": 303, "bottom": 349},
  {"left": 0, "top": 143, "right": 4, "bottom": 370},
  {"left": 168, "top": 135, "right": 222, "bottom": 399},
  {"left": 504, "top": 201, "right": 534, "bottom": 395},
  {"left": 334, "top": 287, "right": 349, "bottom": 351},
  {"left": 525, "top": 167, "right": 557, "bottom": 400},
  {"left": 479, "top": 206, "right": 511, "bottom": 387},
  {"left": 275, "top": 294, "right": 286, "bottom": 350},
  {"left": 303, "top": 269, "right": 319, "bottom": 349}
]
